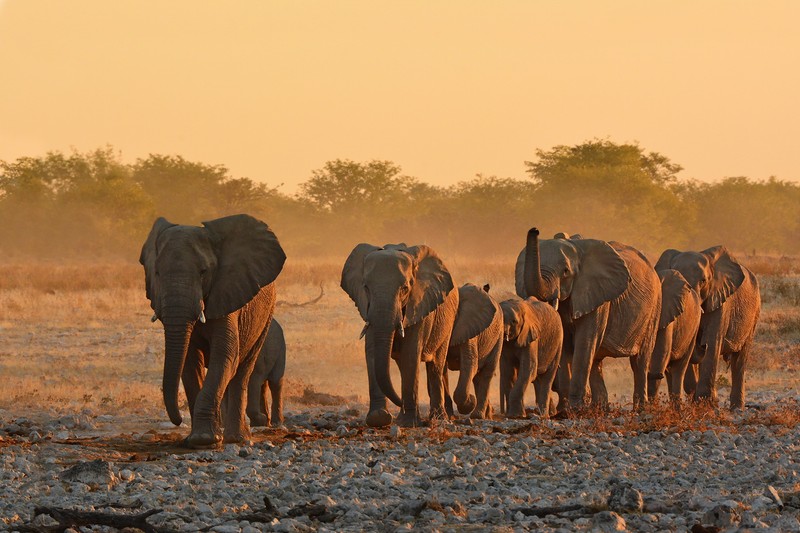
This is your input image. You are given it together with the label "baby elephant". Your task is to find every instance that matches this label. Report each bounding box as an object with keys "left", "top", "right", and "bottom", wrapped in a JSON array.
[
  {"left": 499, "top": 297, "right": 563, "bottom": 418},
  {"left": 246, "top": 318, "right": 286, "bottom": 427},
  {"left": 647, "top": 269, "right": 703, "bottom": 404},
  {"left": 446, "top": 284, "right": 504, "bottom": 419}
]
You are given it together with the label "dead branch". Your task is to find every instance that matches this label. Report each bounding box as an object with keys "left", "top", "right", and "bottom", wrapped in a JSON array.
[
  {"left": 19, "top": 506, "right": 177, "bottom": 533},
  {"left": 276, "top": 283, "right": 324, "bottom": 308},
  {"left": 510, "top": 503, "right": 594, "bottom": 517}
]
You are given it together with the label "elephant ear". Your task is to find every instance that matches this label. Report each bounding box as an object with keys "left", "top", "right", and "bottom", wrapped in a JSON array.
[
  {"left": 654, "top": 248, "right": 681, "bottom": 273},
  {"left": 404, "top": 245, "right": 455, "bottom": 327},
  {"left": 450, "top": 283, "right": 500, "bottom": 346},
  {"left": 202, "top": 214, "right": 286, "bottom": 319},
  {"left": 571, "top": 239, "right": 631, "bottom": 320},
  {"left": 702, "top": 245, "right": 745, "bottom": 312},
  {"left": 515, "top": 299, "right": 540, "bottom": 347},
  {"left": 340, "top": 243, "right": 382, "bottom": 321},
  {"left": 514, "top": 247, "right": 526, "bottom": 298},
  {"left": 139, "top": 217, "right": 177, "bottom": 310},
  {"left": 659, "top": 269, "right": 693, "bottom": 329}
]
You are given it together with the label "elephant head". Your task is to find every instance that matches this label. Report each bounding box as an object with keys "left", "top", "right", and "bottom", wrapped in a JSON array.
[
  {"left": 655, "top": 246, "right": 745, "bottom": 312},
  {"left": 515, "top": 228, "right": 631, "bottom": 319},
  {"left": 341, "top": 243, "right": 454, "bottom": 408},
  {"left": 139, "top": 214, "right": 286, "bottom": 426}
]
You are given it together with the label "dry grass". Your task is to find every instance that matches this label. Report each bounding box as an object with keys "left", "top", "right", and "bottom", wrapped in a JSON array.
[{"left": 0, "top": 256, "right": 797, "bottom": 426}]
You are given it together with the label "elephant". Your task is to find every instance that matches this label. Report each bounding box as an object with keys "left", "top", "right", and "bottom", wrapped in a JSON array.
[
  {"left": 654, "top": 246, "right": 761, "bottom": 409},
  {"left": 445, "top": 283, "right": 503, "bottom": 419},
  {"left": 140, "top": 214, "right": 286, "bottom": 448},
  {"left": 246, "top": 317, "right": 286, "bottom": 427},
  {"left": 516, "top": 229, "right": 661, "bottom": 410},
  {"left": 341, "top": 243, "right": 459, "bottom": 427},
  {"left": 646, "top": 269, "right": 703, "bottom": 404},
  {"left": 498, "top": 297, "right": 563, "bottom": 418}
]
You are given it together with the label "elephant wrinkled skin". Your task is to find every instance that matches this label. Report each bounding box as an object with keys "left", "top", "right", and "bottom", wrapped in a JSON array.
[
  {"left": 140, "top": 214, "right": 285, "bottom": 448},
  {"left": 516, "top": 229, "right": 661, "bottom": 410},
  {"left": 655, "top": 247, "right": 761, "bottom": 409},
  {"left": 341, "top": 243, "right": 459, "bottom": 427},
  {"left": 498, "top": 297, "right": 563, "bottom": 418},
  {"left": 446, "top": 284, "right": 504, "bottom": 419},
  {"left": 246, "top": 318, "right": 286, "bottom": 427}
]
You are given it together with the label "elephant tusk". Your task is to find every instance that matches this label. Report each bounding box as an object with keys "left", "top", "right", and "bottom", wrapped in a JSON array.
[
  {"left": 397, "top": 323, "right": 405, "bottom": 338},
  {"left": 359, "top": 321, "right": 369, "bottom": 339},
  {"left": 198, "top": 310, "right": 206, "bottom": 324},
  {"left": 505, "top": 333, "right": 510, "bottom": 342},
  {"left": 151, "top": 314, "right": 158, "bottom": 323},
  {"left": 550, "top": 298, "right": 559, "bottom": 312}
]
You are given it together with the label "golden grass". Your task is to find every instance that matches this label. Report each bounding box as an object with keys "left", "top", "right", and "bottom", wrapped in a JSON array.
[{"left": 0, "top": 257, "right": 797, "bottom": 424}]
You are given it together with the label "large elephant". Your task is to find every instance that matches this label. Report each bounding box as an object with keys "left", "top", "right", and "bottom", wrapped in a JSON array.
[
  {"left": 647, "top": 269, "right": 703, "bottom": 404},
  {"left": 498, "top": 297, "right": 562, "bottom": 418},
  {"left": 246, "top": 318, "right": 286, "bottom": 427},
  {"left": 140, "top": 214, "right": 286, "bottom": 448},
  {"left": 341, "top": 243, "right": 459, "bottom": 427},
  {"left": 654, "top": 247, "right": 761, "bottom": 409},
  {"left": 446, "top": 283, "right": 503, "bottom": 419},
  {"left": 516, "top": 229, "right": 661, "bottom": 410}
]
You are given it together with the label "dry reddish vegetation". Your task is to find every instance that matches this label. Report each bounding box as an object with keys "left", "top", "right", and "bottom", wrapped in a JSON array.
[{"left": 0, "top": 255, "right": 797, "bottom": 427}]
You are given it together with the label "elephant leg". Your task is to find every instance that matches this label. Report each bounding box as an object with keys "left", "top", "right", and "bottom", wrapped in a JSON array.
[
  {"left": 590, "top": 359, "right": 609, "bottom": 410},
  {"left": 454, "top": 341, "right": 479, "bottom": 416},
  {"left": 223, "top": 338, "right": 264, "bottom": 443},
  {"left": 508, "top": 345, "right": 535, "bottom": 418},
  {"left": 729, "top": 338, "right": 752, "bottom": 410},
  {"left": 629, "top": 354, "right": 648, "bottom": 410},
  {"left": 396, "top": 333, "right": 425, "bottom": 427},
  {"left": 570, "top": 310, "right": 608, "bottom": 410},
  {"left": 684, "top": 362, "right": 698, "bottom": 398},
  {"left": 247, "top": 380, "right": 270, "bottom": 428},
  {"left": 269, "top": 376, "right": 284, "bottom": 426},
  {"left": 534, "top": 359, "right": 558, "bottom": 419},
  {"left": 669, "top": 346, "right": 694, "bottom": 407},
  {"left": 471, "top": 339, "right": 501, "bottom": 419},
  {"left": 442, "top": 367, "right": 454, "bottom": 418},
  {"left": 425, "top": 354, "right": 448, "bottom": 423},
  {"left": 498, "top": 349, "right": 516, "bottom": 415},
  {"left": 182, "top": 343, "right": 205, "bottom": 423}
]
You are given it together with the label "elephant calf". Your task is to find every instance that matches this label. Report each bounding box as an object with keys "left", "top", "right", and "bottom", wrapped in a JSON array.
[
  {"left": 246, "top": 318, "right": 286, "bottom": 427},
  {"left": 498, "top": 297, "right": 563, "bottom": 418},
  {"left": 446, "top": 284, "right": 504, "bottom": 419},
  {"left": 647, "top": 270, "right": 702, "bottom": 404}
]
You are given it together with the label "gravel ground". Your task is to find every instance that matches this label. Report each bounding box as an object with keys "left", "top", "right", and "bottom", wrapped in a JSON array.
[{"left": 2, "top": 392, "right": 799, "bottom": 532}]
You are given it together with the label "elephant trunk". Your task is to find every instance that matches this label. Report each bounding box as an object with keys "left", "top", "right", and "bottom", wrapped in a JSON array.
[
  {"left": 647, "top": 325, "right": 673, "bottom": 400},
  {"left": 523, "top": 228, "right": 550, "bottom": 301},
  {"left": 498, "top": 347, "right": 516, "bottom": 414},
  {"left": 162, "top": 318, "right": 194, "bottom": 426},
  {"left": 508, "top": 346, "right": 533, "bottom": 417},
  {"left": 368, "top": 317, "right": 403, "bottom": 408},
  {"left": 453, "top": 346, "right": 478, "bottom": 415}
]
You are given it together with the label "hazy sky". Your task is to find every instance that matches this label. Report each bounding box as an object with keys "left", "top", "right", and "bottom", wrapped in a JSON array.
[{"left": 1, "top": 1, "right": 798, "bottom": 192}]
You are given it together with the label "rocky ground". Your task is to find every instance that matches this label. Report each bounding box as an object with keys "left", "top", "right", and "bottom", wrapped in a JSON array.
[{"left": 1, "top": 391, "right": 799, "bottom": 532}]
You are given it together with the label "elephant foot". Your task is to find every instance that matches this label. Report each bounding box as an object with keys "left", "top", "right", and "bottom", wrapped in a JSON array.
[
  {"left": 366, "top": 409, "right": 393, "bottom": 428},
  {"left": 396, "top": 409, "right": 423, "bottom": 428},
  {"left": 248, "top": 412, "right": 270, "bottom": 428},
  {"left": 183, "top": 431, "right": 223, "bottom": 449},
  {"left": 223, "top": 427, "right": 252, "bottom": 444},
  {"left": 506, "top": 408, "right": 525, "bottom": 419}
]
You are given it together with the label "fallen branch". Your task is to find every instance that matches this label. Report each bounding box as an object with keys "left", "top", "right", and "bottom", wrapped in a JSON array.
[
  {"left": 19, "top": 506, "right": 176, "bottom": 533},
  {"left": 510, "top": 503, "right": 594, "bottom": 517},
  {"left": 276, "top": 283, "right": 324, "bottom": 308}
]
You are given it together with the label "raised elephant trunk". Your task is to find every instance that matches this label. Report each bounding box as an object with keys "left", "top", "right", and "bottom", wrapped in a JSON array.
[
  {"left": 162, "top": 318, "right": 194, "bottom": 426},
  {"left": 524, "top": 228, "right": 548, "bottom": 301}
]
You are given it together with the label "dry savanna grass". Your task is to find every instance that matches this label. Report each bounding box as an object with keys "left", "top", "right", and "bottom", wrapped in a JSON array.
[{"left": 0, "top": 255, "right": 797, "bottom": 427}]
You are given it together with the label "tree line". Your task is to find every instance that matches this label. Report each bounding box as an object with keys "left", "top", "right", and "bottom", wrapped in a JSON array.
[{"left": 1, "top": 140, "right": 797, "bottom": 260}]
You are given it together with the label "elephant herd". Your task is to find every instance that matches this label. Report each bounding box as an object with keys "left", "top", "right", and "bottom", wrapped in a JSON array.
[{"left": 140, "top": 214, "right": 761, "bottom": 448}]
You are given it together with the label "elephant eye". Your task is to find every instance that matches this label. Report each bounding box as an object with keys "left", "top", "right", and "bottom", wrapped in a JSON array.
[{"left": 200, "top": 268, "right": 208, "bottom": 275}]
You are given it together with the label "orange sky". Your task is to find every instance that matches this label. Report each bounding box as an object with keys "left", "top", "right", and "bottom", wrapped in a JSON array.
[{"left": 1, "top": 1, "right": 798, "bottom": 191}]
